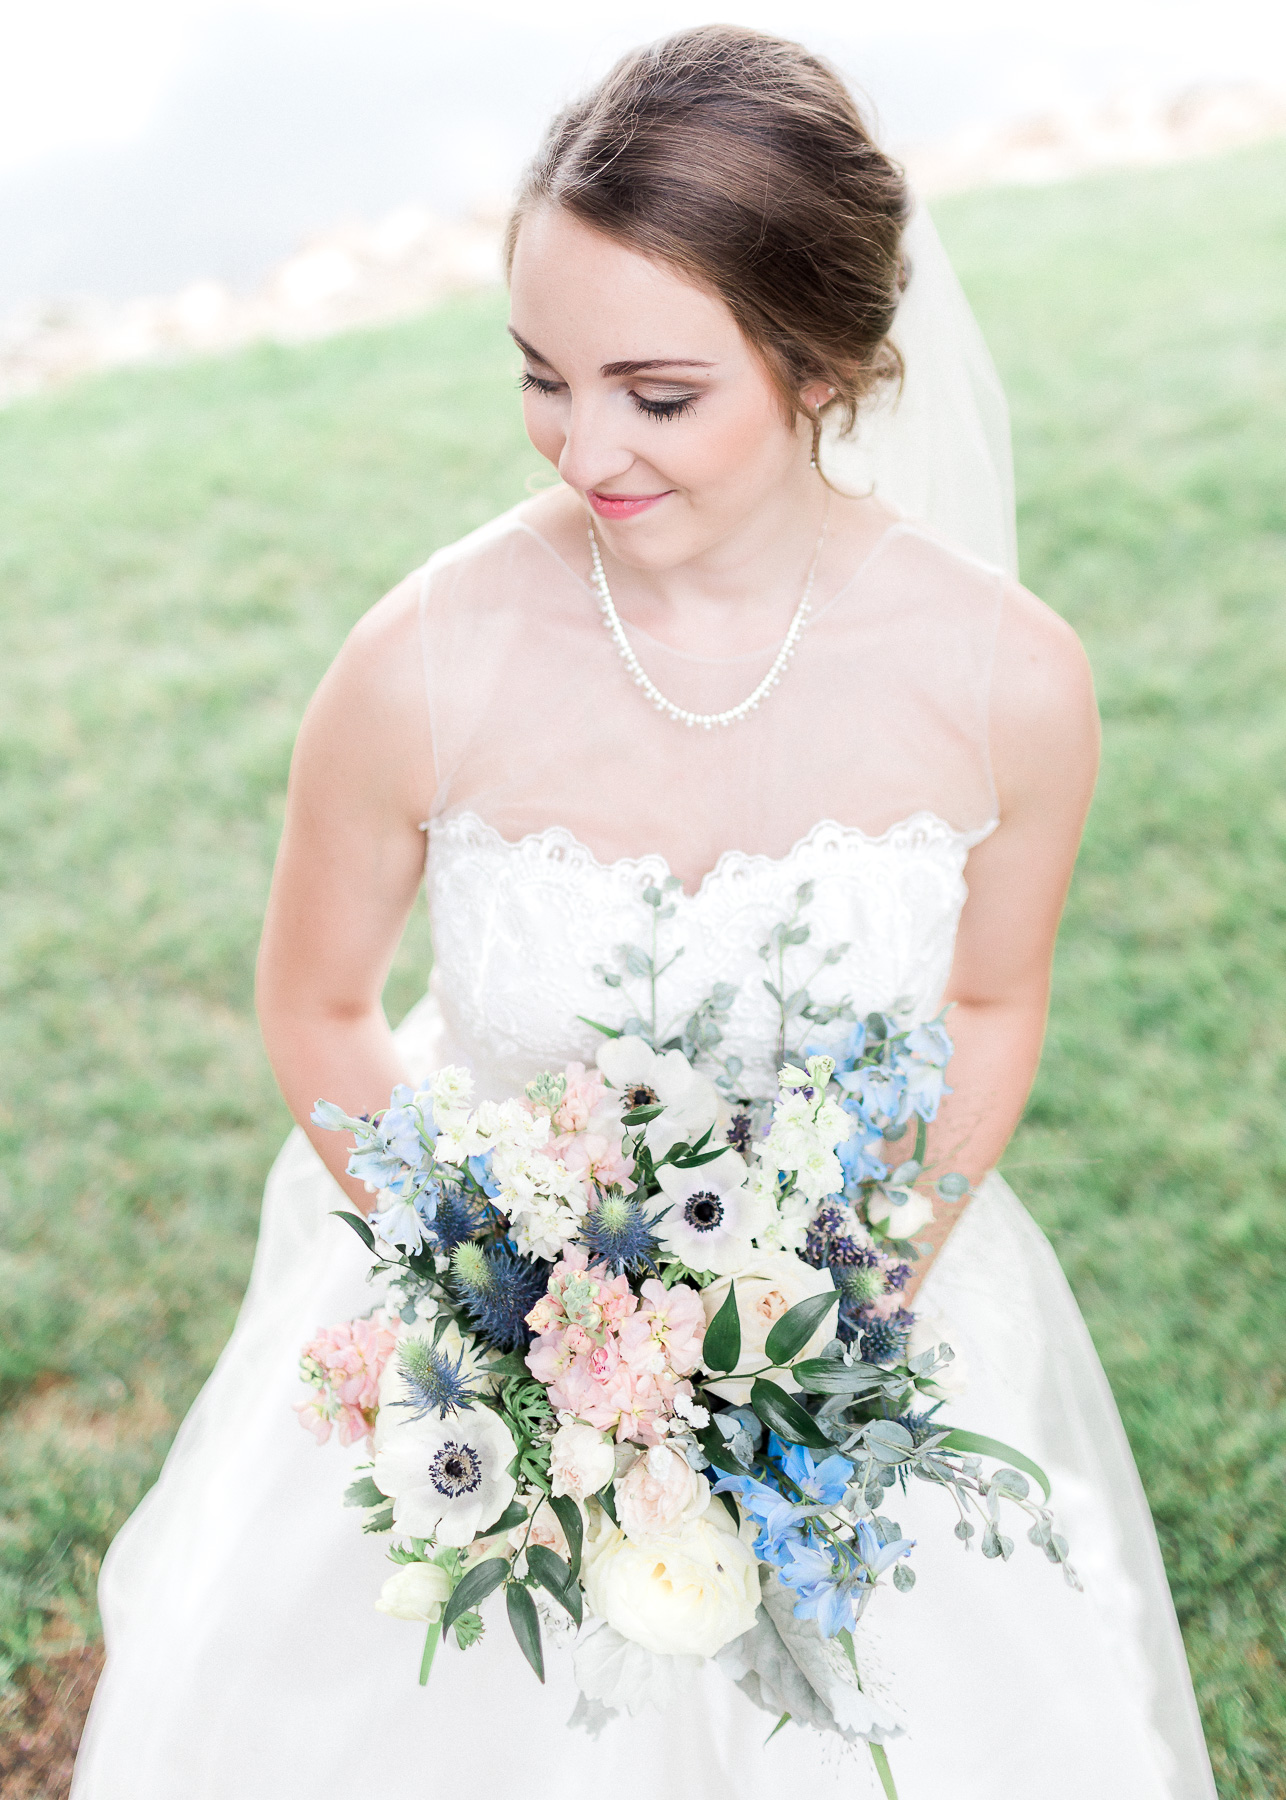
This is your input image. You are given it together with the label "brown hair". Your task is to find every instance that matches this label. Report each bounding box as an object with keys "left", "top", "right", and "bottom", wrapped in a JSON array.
[{"left": 506, "top": 24, "right": 910, "bottom": 454}]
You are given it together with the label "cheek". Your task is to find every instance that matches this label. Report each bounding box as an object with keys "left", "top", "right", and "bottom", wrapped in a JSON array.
[{"left": 522, "top": 396, "right": 566, "bottom": 464}]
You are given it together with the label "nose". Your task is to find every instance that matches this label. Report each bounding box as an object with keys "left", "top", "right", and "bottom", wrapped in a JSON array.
[{"left": 555, "top": 394, "right": 636, "bottom": 493}]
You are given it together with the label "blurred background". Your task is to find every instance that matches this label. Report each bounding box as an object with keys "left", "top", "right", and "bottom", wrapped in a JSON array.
[{"left": 1, "top": 3, "right": 1284, "bottom": 1796}]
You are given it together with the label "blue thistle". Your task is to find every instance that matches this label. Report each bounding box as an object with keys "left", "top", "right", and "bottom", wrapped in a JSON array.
[
  {"left": 579, "top": 1190, "right": 666, "bottom": 1274},
  {"left": 851, "top": 1306, "right": 915, "bottom": 1365},
  {"left": 427, "top": 1186, "right": 487, "bottom": 1254},
  {"left": 451, "top": 1242, "right": 549, "bottom": 1352},
  {"left": 396, "top": 1337, "right": 480, "bottom": 1419}
]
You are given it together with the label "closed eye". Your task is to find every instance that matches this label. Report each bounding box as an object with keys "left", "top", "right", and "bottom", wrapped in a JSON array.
[
  {"left": 520, "top": 369, "right": 699, "bottom": 421},
  {"left": 633, "top": 392, "right": 698, "bottom": 421}
]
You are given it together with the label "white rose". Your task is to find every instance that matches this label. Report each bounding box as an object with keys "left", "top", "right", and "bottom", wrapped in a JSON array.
[
  {"left": 550, "top": 1422, "right": 617, "bottom": 1503},
  {"left": 374, "top": 1560, "right": 451, "bottom": 1622},
  {"left": 700, "top": 1250, "right": 837, "bottom": 1404},
  {"left": 867, "top": 1185, "right": 936, "bottom": 1239},
  {"left": 582, "top": 1508, "right": 759, "bottom": 1658},
  {"left": 615, "top": 1445, "right": 711, "bottom": 1542}
]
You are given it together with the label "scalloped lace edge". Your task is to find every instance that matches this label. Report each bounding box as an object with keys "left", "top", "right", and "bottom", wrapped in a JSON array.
[{"left": 425, "top": 809, "right": 998, "bottom": 900}]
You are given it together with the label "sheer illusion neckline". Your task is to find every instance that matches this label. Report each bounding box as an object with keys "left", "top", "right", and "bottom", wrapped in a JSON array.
[
  {"left": 515, "top": 515, "right": 910, "bottom": 667},
  {"left": 426, "top": 809, "right": 999, "bottom": 902}
]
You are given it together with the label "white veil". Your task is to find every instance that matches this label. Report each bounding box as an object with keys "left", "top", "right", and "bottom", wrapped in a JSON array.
[{"left": 821, "top": 205, "right": 1020, "bottom": 579}]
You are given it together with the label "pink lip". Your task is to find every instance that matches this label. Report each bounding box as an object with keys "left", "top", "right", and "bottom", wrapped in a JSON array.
[{"left": 587, "top": 489, "right": 672, "bottom": 520}]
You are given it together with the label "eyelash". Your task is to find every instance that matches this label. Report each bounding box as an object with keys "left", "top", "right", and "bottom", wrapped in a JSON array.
[{"left": 520, "top": 371, "right": 698, "bottom": 422}]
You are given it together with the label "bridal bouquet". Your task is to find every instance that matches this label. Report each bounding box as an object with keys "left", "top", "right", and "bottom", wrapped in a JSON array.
[{"left": 298, "top": 887, "right": 1075, "bottom": 1790}]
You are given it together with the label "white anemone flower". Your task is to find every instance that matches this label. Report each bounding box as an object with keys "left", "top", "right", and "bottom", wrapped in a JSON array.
[
  {"left": 654, "top": 1149, "right": 769, "bottom": 1276},
  {"left": 596, "top": 1039, "right": 720, "bottom": 1159},
  {"left": 373, "top": 1400, "right": 517, "bottom": 1547}
]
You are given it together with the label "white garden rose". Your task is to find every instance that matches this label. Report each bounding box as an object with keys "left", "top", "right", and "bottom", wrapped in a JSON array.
[
  {"left": 615, "top": 1444, "right": 711, "bottom": 1542},
  {"left": 866, "top": 1185, "right": 936, "bottom": 1239},
  {"left": 700, "top": 1250, "right": 837, "bottom": 1404},
  {"left": 582, "top": 1506, "right": 759, "bottom": 1658},
  {"left": 549, "top": 1421, "right": 617, "bottom": 1502},
  {"left": 375, "top": 1560, "right": 450, "bottom": 1622}
]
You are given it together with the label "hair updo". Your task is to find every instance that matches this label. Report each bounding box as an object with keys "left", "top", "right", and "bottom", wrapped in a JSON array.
[{"left": 506, "top": 24, "right": 911, "bottom": 449}]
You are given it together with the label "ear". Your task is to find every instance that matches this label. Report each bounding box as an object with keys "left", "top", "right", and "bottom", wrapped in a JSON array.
[{"left": 800, "top": 380, "right": 838, "bottom": 414}]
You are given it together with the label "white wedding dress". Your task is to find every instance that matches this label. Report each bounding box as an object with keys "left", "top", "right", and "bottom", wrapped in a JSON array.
[{"left": 72, "top": 506, "right": 1216, "bottom": 1800}]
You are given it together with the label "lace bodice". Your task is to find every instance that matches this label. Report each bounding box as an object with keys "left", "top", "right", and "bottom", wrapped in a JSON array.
[{"left": 425, "top": 810, "right": 994, "bottom": 1098}]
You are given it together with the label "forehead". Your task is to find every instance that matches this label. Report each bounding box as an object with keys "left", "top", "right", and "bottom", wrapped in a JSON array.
[{"left": 508, "top": 204, "right": 744, "bottom": 366}]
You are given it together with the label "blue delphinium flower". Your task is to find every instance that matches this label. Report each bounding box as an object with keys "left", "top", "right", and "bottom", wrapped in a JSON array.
[
  {"left": 395, "top": 1336, "right": 480, "bottom": 1419},
  {"left": 778, "top": 1519, "right": 915, "bottom": 1637},
  {"left": 778, "top": 1441, "right": 853, "bottom": 1508},
  {"left": 370, "top": 1183, "right": 441, "bottom": 1256},
  {"left": 450, "top": 1241, "right": 549, "bottom": 1351},
  {"left": 712, "top": 1469, "right": 812, "bottom": 1565},
  {"left": 330, "top": 1085, "right": 438, "bottom": 1196},
  {"left": 836, "top": 1064, "right": 908, "bottom": 1133},
  {"left": 467, "top": 1151, "right": 502, "bottom": 1198},
  {"left": 836, "top": 1128, "right": 890, "bottom": 1187},
  {"left": 578, "top": 1191, "right": 667, "bottom": 1275}
]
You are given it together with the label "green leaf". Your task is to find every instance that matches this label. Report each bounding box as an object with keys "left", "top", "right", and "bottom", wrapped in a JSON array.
[
  {"left": 506, "top": 1581, "right": 545, "bottom": 1682},
  {"left": 763, "top": 1289, "right": 840, "bottom": 1366},
  {"left": 749, "top": 1378, "right": 831, "bottom": 1450},
  {"left": 480, "top": 1499, "right": 528, "bottom": 1536},
  {"left": 343, "top": 1475, "right": 385, "bottom": 1509},
  {"left": 548, "top": 1494, "right": 583, "bottom": 1578},
  {"left": 791, "top": 1357, "right": 886, "bottom": 1395},
  {"left": 940, "top": 1430, "right": 1051, "bottom": 1502},
  {"left": 863, "top": 1419, "right": 916, "bottom": 1464},
  {"left": 621, "top": 1103, "right": 664, "bottom": 1125},
  {"left": 441, "top": 1556, "right": 509, "bottom": 1633},
  {"left": 330, "top": 1209, "right": 375, "bottom": 1251},
  {"left": 361, "top": 1503, "right": 395, "bottom": 1534},
  {"left": 715, "top": 1490, "right": 741, "bottom": 1528},
  {"left": 935, "top": 1172, "right": 970, "bottom": 1201},
  {"left": 576, "top": 1015, "right": 623, "bottom": 1039},
  {"left": 702, "top": 1282, "right": 741, "bottom": 1374},
  {"left": 694, "top": 1422, "right": 742, "bottom": 1473},
  {"left": 595, "top": 1481, "right": 618, "bottom": 1525},
  {"left": 526, "top": 1545, "right": 583, "bottom": 1626},
  {"left": 670, "top": 1145, "right": 731, "bottom": 1169}
]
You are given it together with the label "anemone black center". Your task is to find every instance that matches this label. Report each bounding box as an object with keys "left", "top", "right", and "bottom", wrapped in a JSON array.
[
  {"left": 429, "top": 1441, "right": 482, "bottom": 1497},
  {"left": 684, "top": 1190, "right": 724, "bottom": 1232},
  {"left": 624, "top": 1083, "right": 660, "bottom": 1110}
]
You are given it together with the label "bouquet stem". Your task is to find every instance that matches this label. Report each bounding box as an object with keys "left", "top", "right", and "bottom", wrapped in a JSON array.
[
  {"left": 419, "top": 1620, "right": 442, "bottom": 1687},
  {"left": 869, "top": 1744, "right": 898, "bottom": 1799}
]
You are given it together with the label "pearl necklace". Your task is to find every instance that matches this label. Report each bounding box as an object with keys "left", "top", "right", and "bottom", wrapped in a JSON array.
[{"left": 587, "top": 504, "right": 830, "bottom": 730}]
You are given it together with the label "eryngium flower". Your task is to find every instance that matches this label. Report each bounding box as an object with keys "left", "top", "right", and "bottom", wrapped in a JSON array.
[
  {"left": 395, "top": 1336, "right": 481, "bottom": 1419},
  {"left": 578, "top": 1189, "right": 666, "bottom": 1274},
  {"left": 427, "top": 1186, "right": 487, "bottom": 1254},
  {"left": 850, "top": 1307, "right": 915, "bottom": 1365},
  {"left": 451, "top": 1241, "right": 549, "bottom": 1351}
]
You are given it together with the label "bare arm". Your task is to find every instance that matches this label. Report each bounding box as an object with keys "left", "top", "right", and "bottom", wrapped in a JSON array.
[
  {"left": 900, "top": 582, "right": 1100, "bottom": 1301},
  {"left": 255, "top": 573, "right": 434, "bottom": 1213}
]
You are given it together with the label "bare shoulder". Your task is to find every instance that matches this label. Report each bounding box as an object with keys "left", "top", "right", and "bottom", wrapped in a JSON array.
[
  {"left": 990, "top": 578, "right": 1100, "bottom": 806},
  {"left": 295, "top": 566, "right": 434, "bottom": 820}
]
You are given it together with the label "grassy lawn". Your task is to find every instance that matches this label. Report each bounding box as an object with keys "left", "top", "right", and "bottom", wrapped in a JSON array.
[{"left": 1, "top": 139, "right": 1284, "bottom": 1794}]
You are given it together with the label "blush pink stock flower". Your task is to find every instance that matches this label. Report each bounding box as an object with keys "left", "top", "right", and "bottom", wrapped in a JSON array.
[{"left": 295, "top": 1313, "right": 398, "bottom": 1448}]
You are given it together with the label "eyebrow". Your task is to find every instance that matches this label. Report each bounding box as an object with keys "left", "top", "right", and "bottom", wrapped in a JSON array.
[{"left": 508, "top": 327, "right": 714, "bottom": 378}]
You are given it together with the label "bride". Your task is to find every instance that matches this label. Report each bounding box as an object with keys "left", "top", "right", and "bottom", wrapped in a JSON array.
[{"left": 73, "top": 25, "right": 1216, "bottom": 1799}]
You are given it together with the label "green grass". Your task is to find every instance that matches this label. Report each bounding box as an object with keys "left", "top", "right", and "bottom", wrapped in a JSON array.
[{"left": 2, "top": 139, "right": 1284, "bottom": 1793}]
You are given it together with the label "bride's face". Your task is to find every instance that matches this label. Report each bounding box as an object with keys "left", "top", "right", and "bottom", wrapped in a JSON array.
[{"left": 509, "top": 206, "right": 824, "bottom": 571}]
